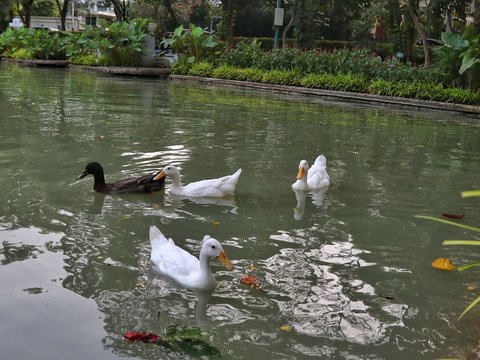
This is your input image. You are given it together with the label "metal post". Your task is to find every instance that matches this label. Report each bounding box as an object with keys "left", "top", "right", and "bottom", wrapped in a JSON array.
[{"left": 274, "top": 0, "right": 283, "bottom": 49}]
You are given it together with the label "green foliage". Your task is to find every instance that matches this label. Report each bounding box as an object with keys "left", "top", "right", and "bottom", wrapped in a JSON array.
[
  {"left": 10, "top": 48, "right": 33, "bottom": 59},
  {"left": 69, "top": 53, "right": 97, "bottom": 65},
  {"left": 211, "top": 65, "right": 239, "bottom": 80},
  {"left": 261, "top": 70, "right": 301, "bottom": 86},
  {"left": 0, "top": 20, "right": 150, "bottom": 66},
  {"left": 187, "top": 62, "right": 214, "bottom": 77},
  {"left": 162, "top": 325, "right": 220, "bottom": 357},
  {"left": 437, "top": 27, "right": 480, "bottom": 90},
  {"left": 301, "top": 73, "right": 368, "bottom": 92},
  {"left": 161, "top": 23, "right": 217, "bottom": 63},
  {"left": 32, "top": 0, "right": 59, "bottom": 17},
  {"left": 218, "top": 47, "right": 443, "bottom": 84},
  {"left": 236, "top": 67, "right": 264, "bottom": 82},
  {"left": 171, "top": 60, "right": 192, "bottom": 75}
]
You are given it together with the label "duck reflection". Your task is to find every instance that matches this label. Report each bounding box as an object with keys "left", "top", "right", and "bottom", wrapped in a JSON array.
[
  {"left": 292, "top": 188, "right": 328, "bottom": 220},
  {"left": 168, "top": 194, "right": 238, "bottom": 213}
]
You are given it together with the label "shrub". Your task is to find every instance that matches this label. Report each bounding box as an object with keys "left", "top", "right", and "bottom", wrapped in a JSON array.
[
  {"left": 212, "top": 65, "right": 241, "bottom": 80},
  {"left": 171, "top": 60, "right": 192, "bottom": 75},
  {"left": 236, "top": 67, "right": 265, "bottom": 82},
  {"left": 69, "top": 53, "right": 97, "bottom": 65},
  {"left": 188, "top": 62, "right": 214, "bottom": 77},
  {"left": 301, "top": 73, "right": 368, "bottom": 92},
  {"left": 261, "top": 69, "right": 301, "bottom": 86}
]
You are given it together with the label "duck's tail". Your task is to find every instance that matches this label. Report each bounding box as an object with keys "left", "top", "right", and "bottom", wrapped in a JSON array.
[
  {"left": 313, "top": 155, "right": 327, "bottom": 168},
  {"left": 149, "top": 225, "right": 172, "bottom": 248}
]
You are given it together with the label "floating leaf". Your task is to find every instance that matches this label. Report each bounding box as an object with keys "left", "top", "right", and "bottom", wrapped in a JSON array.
[
  {"left": 468, "top": 285, "right": 476, "bottom": 291},
  {"left": 431, "top": 257, "right": 456, "bottom": 271},
  {"left": 212, "top": 220, "right": 220, "bottom": 226},
  {"left": 124, "top": 331, "right": 160, "bottom": 343},
  {"left": 240, "top": 274, "right": 262, "bottom": 289},
  {"left": 461, "top": 190, "right": 480, "bottom": 198},
  {"left": 415, "top": 215, "right": 480, "bottom": 233},
  {"left": 457, "top": 262, "right": 480, "bottom": 272},
  {"left": 458, "top": 295, "right": 480, "bottom": 321},
  {"left": 280, "top": 324, "right": 294, "bottom": 332},
  {"left": 443, "top": 240, "right": 480, "bottom": 246},
  {"left": 249, "top": 263, "right": 257, "bottom": 271},
  {"left": 442, "top": 213, "right": 465, "bottom": 219}
]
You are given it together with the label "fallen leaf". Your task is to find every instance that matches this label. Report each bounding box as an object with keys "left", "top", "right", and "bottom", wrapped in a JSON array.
[
  {"left": 249, "top": 263, "right": 257, "bottom": 271},
  {"left": 240, "top": 274, "right": 262, "bottom": 289},
  {"left": 280, "top": 324, "right": 294, "bottom": 332},
  {"left": 432, "top": 257, "right": 456, "bottom": 271},
  {"left": 442, "top": 213, "right": 465, "bottom": 219},
  {"left": 212, "top": 220, "right": 220, "bottom": 226},
  {"left": 468, "top": 285, "right": 476, "bottom": 291},
  {"left": 124, "top": 331, "right": 160, "bottom": 343}
]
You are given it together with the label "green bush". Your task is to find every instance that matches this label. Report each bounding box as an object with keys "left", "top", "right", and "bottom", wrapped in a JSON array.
[
  {"left": 236, "top": 67, "right": 265, "bottom": 82},
  {"left": 301, "top": 73, "right": 368, "bottom": 92},
  {"left": 262, "top": 69, "right": 301, "bottom": 86},
  {"left": 188, "top": 62, "right": 214, "bottom": 77},
  {"left": 211, "top": 65, "right": 241, "bottom": 80},
  {"left": 69, "top": 53, "right": 97, "bottom": 65},
  {"left": 10, "top": 47, "right": 33, "bottom": 59},
  {"left": 171, "top": 60, "right": 192, "bottom": 75}
]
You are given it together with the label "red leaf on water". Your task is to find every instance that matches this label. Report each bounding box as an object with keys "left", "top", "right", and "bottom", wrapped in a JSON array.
[
  {"left": 442, "top": 213, "right": 465, "bottom": 219},
  {"left": 124, "top": 331, "right": 159, "bottom": 343},
  {"left": 240, "top": 274, "right": 262, "bottom": 289}
]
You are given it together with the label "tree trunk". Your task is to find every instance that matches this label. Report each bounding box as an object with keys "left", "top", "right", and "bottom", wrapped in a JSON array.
[
  {"left": 54, "top": 0, "right": 70, "bottom": 30},
  {"left": 226, "top": 0, "right": 234, "bottom": 49},
  {"left": 111, "top": 0, "right": 127, "bottom": 21},
  {"left": 407, "top": 0, "right": 430, "bottom": 68},
  {"left": 21, "top": 0, "right": 34, "bottom": 28},
  {"left": 282, "top": 0, "right": 297, "bottom": 48}
]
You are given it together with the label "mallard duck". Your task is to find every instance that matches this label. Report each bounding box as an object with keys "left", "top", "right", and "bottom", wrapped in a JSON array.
[
  {"left": 153, "top": 164, "right": 242, "bottom": 197},
  {"left": 149, "top": 225, "right": 234, "bottom": 292},
  {"left": 76, "top": 162, "right": 165, "bottom": 194},
  {"left": 292, "top": 155, "right": 330, "bottom": 191}
]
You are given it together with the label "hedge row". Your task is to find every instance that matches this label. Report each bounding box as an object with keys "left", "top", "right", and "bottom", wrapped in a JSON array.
[{"left": 176, "top": 62, "right": 480, "bottom": 106}]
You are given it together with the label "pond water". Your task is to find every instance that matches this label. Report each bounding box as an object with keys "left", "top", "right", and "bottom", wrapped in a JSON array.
[{"left": 1, "top": 61, "right": 480, "bottom": 360}]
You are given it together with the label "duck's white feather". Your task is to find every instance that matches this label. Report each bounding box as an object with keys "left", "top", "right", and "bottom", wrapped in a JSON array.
[
  {"left": 149, "top": 226, "right": 232, "bottom": 291},
  {"left": 292, "top": 154, "right": 330, "bottom": 191},
  {"left": 159, "top": 165, "right": 242, "bottom": 197}
]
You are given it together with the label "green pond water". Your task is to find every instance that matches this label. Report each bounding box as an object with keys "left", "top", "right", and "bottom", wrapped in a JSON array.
[{"left": 1, "top": 61, "right": 480, "bottom": 360}]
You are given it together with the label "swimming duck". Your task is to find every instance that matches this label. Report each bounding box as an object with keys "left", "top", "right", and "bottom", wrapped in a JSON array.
[
  {"left": 153, "top": 164, "right": 242, "bottom": 198},
  {"left": 149, "top": 225, "right": 234, "bottom": 292},
  {"left": 76, "top": 162, "right": 165, "bottom": 194},
  {"left": 292, "top": 154, "right": 330, "bottom": 191}
]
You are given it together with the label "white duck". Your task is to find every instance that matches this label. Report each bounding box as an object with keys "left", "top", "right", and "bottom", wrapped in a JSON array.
[
  {"left": 149, "top": 225, "right": 234, "bottom": 292},
  {"left": 153, "top": 164, "right": 242, "bottom": 197},
  {"left": 292, "top": 154, "right": 330, "bottom": 191}
]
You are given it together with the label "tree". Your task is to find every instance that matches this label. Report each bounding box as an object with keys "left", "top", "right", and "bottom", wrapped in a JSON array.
[
  {"left": 406, "top": 0, "right": 430, "bottom": 67},
  {"left": 54, "top": 0, "right": 70, "bottom": 30},
  {"left": 110, "top": 0, "right": 128, "bottom": 20},
  {"left": 15, "top": 0, "right": 35, "bottom": 28}
]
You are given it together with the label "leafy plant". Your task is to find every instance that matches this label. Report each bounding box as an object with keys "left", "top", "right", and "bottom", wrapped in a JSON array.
[
  {"left": 188, "top": 62, "right": 214, "bottom": 77},
  {"left": 416, "top": 191, "right": 480, "bottom": 320},
  {"left": 439, "top": 27, "right": 480, "bottom": 90},
  {"left": 161, "top": 23, "right": 217, "bottom": 64}
]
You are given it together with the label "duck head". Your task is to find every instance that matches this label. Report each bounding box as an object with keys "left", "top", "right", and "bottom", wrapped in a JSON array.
[
  {"left": 201, "top": 236, "right": 234, "bottom": 271},
  {"left": 296, "top": 160, "right": 309, "bottom": 180},
  {"left": 77, "top": 162, "right": 104, "bottom": 180},
  {"left": 153, "top": 164, "right": 180, "bottom": 181}
]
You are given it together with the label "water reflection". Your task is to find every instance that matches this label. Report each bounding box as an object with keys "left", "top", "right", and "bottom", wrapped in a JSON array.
[{"left": 292, "top": 188, "right": 328, "bottom": 220}]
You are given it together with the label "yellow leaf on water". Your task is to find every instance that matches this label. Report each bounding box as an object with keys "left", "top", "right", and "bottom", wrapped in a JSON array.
[
  {"left": 280, "top": 324, "right": 294, "bottom": 333},
  {"left": 212, "top": 220, "right": 220, "bottom": 226},
  {"left": 468, "top": 285, "right": 476, "bottom": 291},
  {"left": 431, "top": 257, "right": 456, "bottom": 271}
]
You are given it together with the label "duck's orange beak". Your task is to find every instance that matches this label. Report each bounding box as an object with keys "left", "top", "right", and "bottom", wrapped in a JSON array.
[
  {"left": 296, "top": 167, "right": 305, "bottom": 180},
  {"left": 153, "top": 171, "right": 166, "bottom": 181},
  {"left": 217, "top": 250, "right": 234, "bottom": 271}
]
